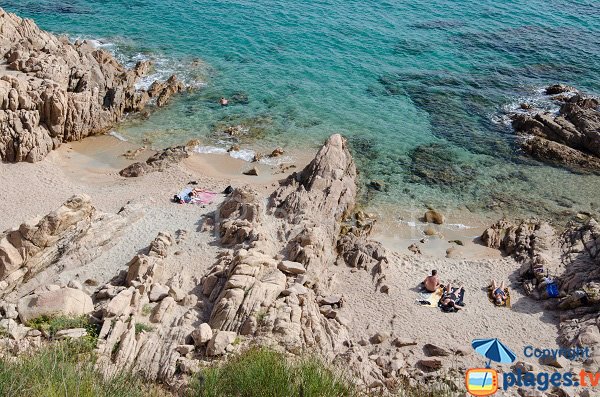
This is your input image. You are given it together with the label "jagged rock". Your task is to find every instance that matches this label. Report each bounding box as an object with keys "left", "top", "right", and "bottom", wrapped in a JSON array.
[
  {"left": 148, "top": 75, "right": 184, "bottom": 107},
  {"left": 418, "top": 359, "right": 443, "bottom": 371},
  {"left": 282, "top": 283, "right": 309, "bottom": 296},
  {"left": 175, "top": 345, "right": 195, "bottom": 355},
  {"left": 243, "top": 167, "right": 259, "bottom": 176},
  {"left": 105, "top": 289, "right": 133, "bottom": 317},
  {"left": 337, "top": 233, "right": 388, "bottom": 270},
  {"left": 178, "top": 358, "right": 201, "bottom": 374},
  {"left": 150, "top": 296, "right": 175, "bottom": 323},
  {"left": 67, "top": 280, "right": 82, "bottom": 290},
  {"left": 545, "top": 84, "right": 578, "bottom": 96},
  {"left": 393, "top": 337, "right": 417, "bottom": 347},
  {"left": 149, "top": 283, "right": 170, "bottom": 302},
  {"left": 119, "top": 145, "right": 190, "bottom": 177},
  {"left": 539, "top": 355, "right": 569, "bottom": 369},
  {"left": 209, "top": 251, "right": 286, "bottom": 331},
  {"left": 270, "top": 147, "right": 284, "bottom": 157},
  {"left": 370, "top": 332, "right": 389, "bottom": 344},
  {"left": 424, "top": 209, "right": 445, "bottom": 224},
  {"left": 408, "top": 243, "right": 421, "bottom": 255},
  {"left": 191, "top": 323, "right": 213, "bottom": 346},
  {"left": 423, "top": 343, "right": 450, "bottom": 357},
  {"left": 55, "top": 328, "right": 87, "bottom": 339},
  {"left": 277, "top": 260, "right": 306, "bottom": 275},
  {"left": 0, "top": 303, "right": 18, "bottom": 320},
  {"left": 511, "top": 89, "right": 600, "bottom": 171},
  {"left": 0, "top": 318, "right": 30, "bottom": 340},
  {"left": 17, "top": 287, "right": 93, "bottom": 323},
  {"left": 168, "top": 286, "right": 186, "bottom": 302},
  {"left": 0, "top": 194, "right": 143, "bottom": 299},
  {"left": 319, "top": 295, "right": 343, "bottom": 307},
  {"left": 206, "top": 331, "right": 237, "bottom": 356},
  {"left": 0, "top": 8, "right": 180, "bottom": 163}
]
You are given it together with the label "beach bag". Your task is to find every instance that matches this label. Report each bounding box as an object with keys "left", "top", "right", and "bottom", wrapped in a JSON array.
[{"left": 546, "top": 283, "right": 559, "bottom": 298}]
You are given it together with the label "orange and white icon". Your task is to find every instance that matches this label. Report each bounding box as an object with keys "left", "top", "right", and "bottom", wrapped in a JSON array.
[{"left": 465, "top": 368, "right": 498, "bottom": 396}]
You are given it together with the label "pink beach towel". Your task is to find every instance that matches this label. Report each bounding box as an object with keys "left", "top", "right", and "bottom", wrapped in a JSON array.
[{"left": 190, "top": 190, "right": 217, "bottom": 205}]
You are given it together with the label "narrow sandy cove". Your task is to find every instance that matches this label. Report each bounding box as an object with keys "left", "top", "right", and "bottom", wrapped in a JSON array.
[{"left": 0, "top": 135, "right": 563, "bottom": 394}]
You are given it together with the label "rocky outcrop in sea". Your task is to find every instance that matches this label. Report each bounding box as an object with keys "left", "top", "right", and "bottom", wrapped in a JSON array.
[
  {"left": 0, "top": 8, "right": 183, "bottom": 162},
  {"left": 510, "top": 84, "right": 600, "bottom": 171}
]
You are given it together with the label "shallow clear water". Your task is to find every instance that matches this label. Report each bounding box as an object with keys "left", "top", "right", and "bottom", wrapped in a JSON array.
[{"left": 4, "top": 0, "right": 600, "bottom": 222}]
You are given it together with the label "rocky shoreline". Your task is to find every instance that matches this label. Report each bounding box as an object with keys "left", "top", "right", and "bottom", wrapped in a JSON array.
[
  {"left": 1, "top": 7, "right": 600, "bottom": 397},
  {"left": 0, "top": 133, "right": 597, "bottom": 396},
  {"left": 0, "top": 8, "right": 183, "bottom": 163},
  {"left": 511, "top": 84, "right": 600, "bottom": 172}
]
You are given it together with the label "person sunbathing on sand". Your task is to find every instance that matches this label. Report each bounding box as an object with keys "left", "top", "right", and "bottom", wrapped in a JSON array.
[
  {"left": 491, "top": 280, "right": 507, "bottom": 306},
  {"left": 439, "top": 284, "right": 465, "bottom": 311},
  {"left": 423, "top": 270, "right": 440, "bottom": 292}
]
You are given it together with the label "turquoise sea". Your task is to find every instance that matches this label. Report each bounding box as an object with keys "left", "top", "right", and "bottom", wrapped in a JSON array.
[{"left": 4, "top": 0, "right": 600, "bottom": 222}]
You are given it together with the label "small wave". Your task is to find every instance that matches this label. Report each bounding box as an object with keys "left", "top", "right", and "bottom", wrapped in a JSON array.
[
  {"left": 229, "top": 149, "right": 256, "bottom": 162},
  {"left": 445, "top": 223, "right": 475, "bottom": 230},
  {"left": 192, "top": 145, "right": 255, "bottom": 162},
  {"left": 109, "top": 131, "right": 128, "bottom": 142},
  {"left": 73, "top": 36, "right": 206, "bottom": 91},
  {"left": 493, "top": 85, "right": 577, "bottom": 126},
  {"left": 259, "top": 155, "right": 293, "bottom": 166}
]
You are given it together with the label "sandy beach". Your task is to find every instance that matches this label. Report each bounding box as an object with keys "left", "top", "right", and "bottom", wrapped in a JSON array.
[{"left": 0, "top": 134, "right": 568, "bottom": 395}]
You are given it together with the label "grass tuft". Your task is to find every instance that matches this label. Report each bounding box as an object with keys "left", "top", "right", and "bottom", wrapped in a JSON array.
[
  {"left": 0, "top": 339, "right": 171, "bottom": 397},
  {"left": 135, "top": 323, "right": 154, "bottom": 334},
  {"left": 27, "top": 315, "right": 93, "bottom": 338},
  {"left": 190, "top": 347, "right": 356, "bottom": 397}
]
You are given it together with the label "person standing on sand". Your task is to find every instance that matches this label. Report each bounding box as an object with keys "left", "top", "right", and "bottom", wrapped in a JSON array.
[
  {"left": 220, "top": 97, "right": 228, "bottom": 106},
  {"left": 424, "top": 270, "right": 440, "bottom": 292}
]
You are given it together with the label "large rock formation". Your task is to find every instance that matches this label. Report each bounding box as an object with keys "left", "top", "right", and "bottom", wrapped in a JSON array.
[
  {"left": 0, "top": 8, "right": 183, "bottom": 162},
  {"left": 483, "top": 216, "right": 600, "bottom": 368},
  {"left": 199, "top": 134, "right": 389, "bottom": 386},
  {"left": 511, "top": 85, "right": 600, "bottom": 171},
  {"left": 0, "top": 135, "right": 395, "bottom": 391},
  {"left": 0, "top": 194, "right": 143, "bottom": 300}
]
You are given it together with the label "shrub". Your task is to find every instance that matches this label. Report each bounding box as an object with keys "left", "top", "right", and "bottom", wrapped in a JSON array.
[
  {"left": 135, "top": 323, "right": 154, "bottom": 334},
  {"left": 27, "top": 315, "right": 93, "bottom": 338}
]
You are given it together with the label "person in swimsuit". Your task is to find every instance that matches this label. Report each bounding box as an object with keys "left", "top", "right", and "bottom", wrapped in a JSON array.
[
  {"left": 423, "top": 270, "right": 440, "bottom": 292},
  {"left": 439, "top": 283, "right": 465, "bottom": 311},
  {"left": 491, "top": 280, "right": 507, "bottom": 305},
  {"left": 220, "top": 97, "right": 229, "bottom": 106}
]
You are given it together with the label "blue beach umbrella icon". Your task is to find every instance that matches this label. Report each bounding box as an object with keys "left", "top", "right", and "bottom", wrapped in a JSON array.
[{"left": 471, "top": 338, "right": 517, "bottom": 389}]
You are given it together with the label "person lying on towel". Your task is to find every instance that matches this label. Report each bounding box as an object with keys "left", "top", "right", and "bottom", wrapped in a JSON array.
[
  {"left": 439, "top": 284, "right": 465, "bottom": 312},
  {"left": 491, "top": 280, "right": 507, "bottom": 306}
]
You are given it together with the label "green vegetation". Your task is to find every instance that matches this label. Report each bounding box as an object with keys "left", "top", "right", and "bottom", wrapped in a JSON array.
[
  {"left": 27, "top": 315, "right": 95, "bottom": 339},
  {"left": 135, "top": 322, "right": 154, "bottom": 334},
  {"left": 0, "top": 336, "right": 457, "bottom": 397},
  {"left": 190, "top": 347, "right": 357, "bottom": 397},
  {"left": 0, "top": 339, "right": 171, "bottom": 397},
  {"left": 141, "top": 303, "right": 153, "bottom": 316}
]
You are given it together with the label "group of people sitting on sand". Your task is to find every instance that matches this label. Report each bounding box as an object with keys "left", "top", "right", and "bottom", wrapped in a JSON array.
[{"left": 423, "top": 270, "right": 508, "bottom": 312}]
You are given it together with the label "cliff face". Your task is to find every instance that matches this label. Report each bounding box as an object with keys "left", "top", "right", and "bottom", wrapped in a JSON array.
[{"left": 0, "top": 8, "right": 181, "bottom": 162}]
